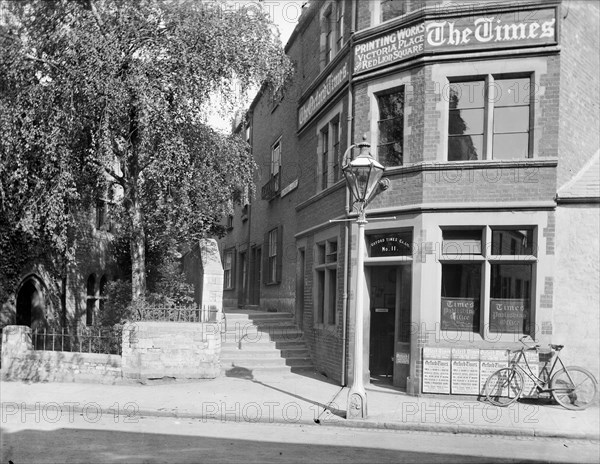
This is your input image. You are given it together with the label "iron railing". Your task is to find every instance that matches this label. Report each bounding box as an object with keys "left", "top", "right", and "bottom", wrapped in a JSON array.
[
  {"left": 261, "top": 172, "right": 280, "bottom": 201},
  {"left": 31, "top": 326, "right": 123, "bottom": 355},
  {"left": 132, "top": 304, "right": 220, "bottom": 323}
]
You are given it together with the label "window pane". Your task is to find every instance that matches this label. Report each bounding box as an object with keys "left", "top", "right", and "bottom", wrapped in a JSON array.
[
  {"left": 441, "top": 263, "right": 481, "bottom": 332},
  {"left": 490, "top": 263, "right": 532, "bottom": 334},
  {"left": 378, "top": 91, "right": 404, "bottom": 120},
  {"left": 327, "top": 269, "right": 337, "bottom": 325},
  {"left": 492, "top": 229, "right": 534, "bottom": 255},
  {"left": 378, "top": 119, "right": 403, "bottom": 144},
  {"left": 449, "top": 108, "right": 484, "bottom": 135},
  {"left": 492, "top": 133, "right": 529, "bottom": 159},
  {"left": 493, "top": 78, "right": 531, "bottom": 107},
  {"left": 381, "top": 0, "right": 407, "bottom": 22},
  {"left": 378, "top": 143, "right": 403, "bottom": 166},
  {"left": 494, "top": 106, "right": 529, "bottom": 133},
  {"left": 449, "top": 81, "right": 485, "bottom": 109},
  {"left": 448, "top": 135, "right": 483, "bottom": 161},
  {"left": 442, "top": 229, "right": 482, "bottom": 255},
  {"left": 317, "top": 270, "right": 325, "bottom": 323}
]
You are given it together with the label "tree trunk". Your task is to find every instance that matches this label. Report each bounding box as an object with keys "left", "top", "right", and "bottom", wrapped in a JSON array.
[{"left": 129, "top": 196, "right": 146, "bottom": 301}]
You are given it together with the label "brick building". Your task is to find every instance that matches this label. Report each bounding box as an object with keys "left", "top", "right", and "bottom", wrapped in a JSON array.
[{"left": 220, "top": 0, "right": 599, "bottom": 395}]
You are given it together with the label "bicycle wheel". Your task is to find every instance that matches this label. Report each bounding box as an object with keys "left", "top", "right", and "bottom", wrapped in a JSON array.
[
  {"left": 551, "top": 367, "right": 598, "bottom": 410},
  {"left": 484, "top": 368, "right": 524, "bottom": 407}
]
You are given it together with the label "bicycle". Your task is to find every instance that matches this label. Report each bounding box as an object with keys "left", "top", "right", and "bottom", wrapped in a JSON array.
[{"left": 483, "top": 336, "right": 598, "bottom": 410}]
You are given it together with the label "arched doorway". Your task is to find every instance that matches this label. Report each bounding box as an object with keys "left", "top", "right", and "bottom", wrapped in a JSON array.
[{"left": 16, "top": 277, "right": 46, "bottom": 328}]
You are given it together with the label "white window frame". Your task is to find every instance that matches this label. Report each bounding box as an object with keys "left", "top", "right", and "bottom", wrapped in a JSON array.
[
  {"left": 368, "top": 74, "right": 410, "bottom": 166},
  {"left": 438, "top": 225, "right": 538, "bottom": 339},
  {"left": 267, "top": 228, "right": 278, "bottom": 284},
  {"left": 446, "top": 74, "right": 534, "bottom": 162},
  {"left": 433, "top": 58, "right": 547, "bottom": 162},
  {"left": 224, "top": 249, "right": 234, "bottom": 290},
  {"left": 314, "top": 232, "right": 340, "bottom": 327},
  {"left": 271, "top": 138, "right": 281, "bottom": 177},
  {"left": 321, "top": 0, "right": 344, "bottom": 68}
]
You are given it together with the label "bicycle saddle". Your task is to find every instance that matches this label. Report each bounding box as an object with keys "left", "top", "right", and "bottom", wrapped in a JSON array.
[{"left": 550, "top": 344, "right": 564, "bottom": 351}]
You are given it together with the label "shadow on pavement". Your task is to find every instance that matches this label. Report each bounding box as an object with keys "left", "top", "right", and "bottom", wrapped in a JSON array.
[{"left": 1, "top": 427, "right": 550, "bottom": 464}]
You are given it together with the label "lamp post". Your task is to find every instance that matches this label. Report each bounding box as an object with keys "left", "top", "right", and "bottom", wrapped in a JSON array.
[{"left": 342, "top": 136, "right": 389, "bottom": 420}]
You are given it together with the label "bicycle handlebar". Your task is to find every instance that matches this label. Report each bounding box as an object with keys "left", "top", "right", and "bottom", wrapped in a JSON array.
[{"left": 519, "top": 335, "right": 540, "bottom": 350}]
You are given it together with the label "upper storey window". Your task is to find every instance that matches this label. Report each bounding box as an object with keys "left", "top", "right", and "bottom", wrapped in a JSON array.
[
  {"left": 322, "top": 0, "right": 345, "bottom": 67},
  {"left": 448, "top": 76, "right": 532, "bottom": 161},
  {"left": 377, "top": 87, "right": 405, "bottom": 166},
  {"left": 380, "top": 0, "right": 408, "bottom": 23}
]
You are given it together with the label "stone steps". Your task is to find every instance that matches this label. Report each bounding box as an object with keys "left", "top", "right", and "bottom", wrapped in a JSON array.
[{"left": 220, "top": 309, "right": 313, "bottom": 375}]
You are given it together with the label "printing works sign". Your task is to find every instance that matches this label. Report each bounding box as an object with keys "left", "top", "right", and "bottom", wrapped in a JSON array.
[
  {"left": 298, "top": 58, "right": 349, "bottom": 129},
  {"left": 354, "top": 23, "right": 425, "bottom": 74},
  {"left": 353, "top": 8, "right": 557, "bottom": 74}
]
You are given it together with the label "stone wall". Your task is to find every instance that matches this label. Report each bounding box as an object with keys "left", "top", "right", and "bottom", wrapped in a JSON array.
[
  {"left": 1, "top": 326, "right": 121, "bottom": 384},
  {"left": 121, "top": 321, "right": 221, "bottom": 380}
]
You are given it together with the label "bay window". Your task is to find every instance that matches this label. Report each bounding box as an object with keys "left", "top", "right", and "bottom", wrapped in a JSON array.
[{"left": 448, "top": 76, "right": 532, "bottom": 161}]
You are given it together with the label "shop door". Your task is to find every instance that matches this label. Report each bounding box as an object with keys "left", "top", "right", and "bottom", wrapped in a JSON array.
[
  {"left": 368, "top": 265, "right": 411, "bottom": 389},
  {"left": 369, "top": 267, "right": 397, "bottom": 382}
]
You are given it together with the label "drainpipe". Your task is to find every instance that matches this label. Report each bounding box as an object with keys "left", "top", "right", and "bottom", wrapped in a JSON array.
[{"left": 340, "top": 0, "right": 357, "bottom": 388}]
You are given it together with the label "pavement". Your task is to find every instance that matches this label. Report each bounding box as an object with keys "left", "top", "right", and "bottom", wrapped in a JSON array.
[{"left": 1, "top": 369, "right": 598, "bottom": 440}]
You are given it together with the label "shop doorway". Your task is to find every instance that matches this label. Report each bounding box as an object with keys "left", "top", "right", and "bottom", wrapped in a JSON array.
[{"left": 367, "top": 265, "right": 411, "bottom": 389}]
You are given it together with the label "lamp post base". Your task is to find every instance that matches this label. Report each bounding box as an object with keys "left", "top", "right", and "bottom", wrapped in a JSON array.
[{"left": 346, "top": 388, "right": 367, "bottom": 419}]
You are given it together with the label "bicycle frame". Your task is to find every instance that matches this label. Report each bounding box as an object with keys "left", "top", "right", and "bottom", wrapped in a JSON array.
[{"left": 508, "top": 347, "right": 567, "bottom": 394}]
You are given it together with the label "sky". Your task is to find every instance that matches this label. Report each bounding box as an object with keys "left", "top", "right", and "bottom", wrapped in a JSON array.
[{"left": 207, "top": 0, "right": 306, "bottom": 132}]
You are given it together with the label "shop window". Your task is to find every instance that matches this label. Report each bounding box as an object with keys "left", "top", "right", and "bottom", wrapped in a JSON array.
[
  {"left": 442, "top": 229, "right": 482, "bottom": 255},
  {"left": 315, "top": 239, "right": 338, "bottom": 325},
  {"left": 441, "top": 263, "right": 481, "bottom": 332},
  {"left": 491, "top": 228, "right": 534, "bottom": 256},
  {"left": 489, "top": 227, "right": 535, "bottom": 334},
  {"left": 448, "top": 76, "right": 532, "bottom": 161},
  {"left": 319, "top": 115, "right": 342, "bottom": 191},
  {"left": 264, "top": 226, "right": 283, "bottom": 285},
  {"left": 377, "top": 87, "right": 404, "bottom": 166},
  {"left": 223, "top": 249, "right": 235, "bottom": 290},
  {"left": 440, "top": 226, "right": 536, "bottom": 336}
]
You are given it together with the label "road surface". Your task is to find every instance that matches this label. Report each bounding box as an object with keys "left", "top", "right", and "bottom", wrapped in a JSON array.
[{"left": 1, "top": 407, "right": 598, "bottom": 463}]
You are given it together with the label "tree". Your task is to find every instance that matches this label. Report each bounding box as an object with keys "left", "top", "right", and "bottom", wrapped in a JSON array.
[{"left": 0, "top": 0, "right": 291, "bottom": 300}]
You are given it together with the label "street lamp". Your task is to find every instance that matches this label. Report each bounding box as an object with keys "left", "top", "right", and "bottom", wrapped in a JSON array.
[{"left": 342, "top": 136, "right": 389, "bottom": 420}]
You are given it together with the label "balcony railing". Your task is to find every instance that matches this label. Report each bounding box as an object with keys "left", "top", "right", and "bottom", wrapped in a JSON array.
[{"left": 261, "top": 172, "right": 280, "bottom": 201}]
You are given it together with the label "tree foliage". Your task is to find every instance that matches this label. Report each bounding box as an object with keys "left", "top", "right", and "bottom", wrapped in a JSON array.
[{"left": 0, "top": 0, "right": 291, "bottom": 300}]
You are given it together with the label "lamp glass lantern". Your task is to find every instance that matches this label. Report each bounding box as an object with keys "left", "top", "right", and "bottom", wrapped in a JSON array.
[{"left": 342, "top": 141, "right": 385, "bottom": 211}]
